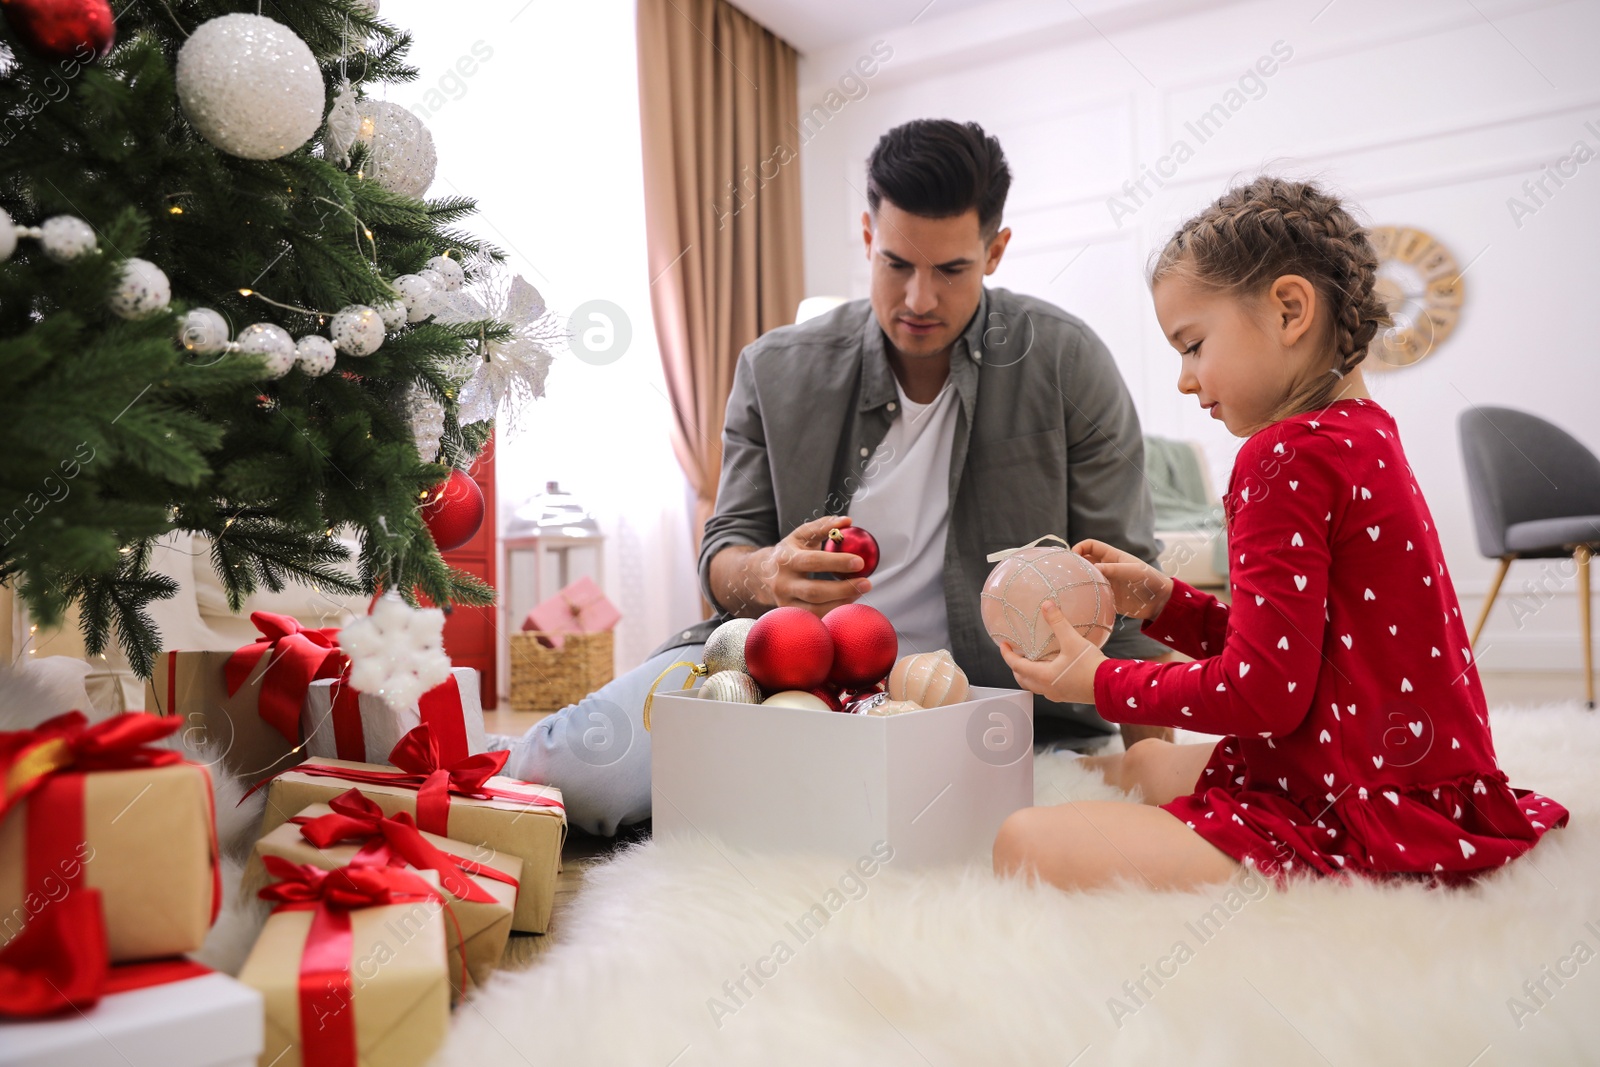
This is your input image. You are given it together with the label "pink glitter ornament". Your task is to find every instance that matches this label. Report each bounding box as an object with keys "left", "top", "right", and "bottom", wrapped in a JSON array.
[{"left": 981, "top": 536, "right": 1115, "bottom": 660}]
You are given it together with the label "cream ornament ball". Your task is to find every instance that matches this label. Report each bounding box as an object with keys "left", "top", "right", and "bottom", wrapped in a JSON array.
[
  {"left": 236, "top": 323, "right": 297, "bottom": 378},
  {"left": 109, "top": 259, "right": 171, "bottom": 320},
  {"left": 887, "top": 650, "right": 969, "bottom": 708},
  {"left": 424, "top": 255, "right": 464, "bottom": 291},
  {"left": 178, "top": 308, "right": 232, "bottom": 356},
  {"left": 330, "top": 304, "right": 385, "bottom": 356},
  {"left": 295, "top": 335, "right": 337, "bottom": 377},
  {"left": 176, "top": 15, "right": 324, "bottom": 161},
  {"left": 761, "top": 690, "right": 832, "bottom": 711},
  {"left": 700, "top": 670, "right": 763, "bottom": 704},
  {"left": 40, "top": 215, "right": 97, "bottom": 262}
]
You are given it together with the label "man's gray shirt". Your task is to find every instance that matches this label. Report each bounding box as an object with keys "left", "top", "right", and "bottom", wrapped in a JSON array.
[{"left": 661, "top": 285, "right": 1168, "bottom": 737}]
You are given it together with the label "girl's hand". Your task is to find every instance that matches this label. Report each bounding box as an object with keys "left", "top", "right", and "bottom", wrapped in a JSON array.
[
  {"left": 1073, "top": 539, "right": 1174, "bottom": 621},
  {"left": 999, "top": 600, "right": 1106, "bottom": 705}
]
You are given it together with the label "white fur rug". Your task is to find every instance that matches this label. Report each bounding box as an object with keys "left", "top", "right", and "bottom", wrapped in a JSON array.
[{"left": 436, "top": 704, "right": 1600, "bottom": 1067}]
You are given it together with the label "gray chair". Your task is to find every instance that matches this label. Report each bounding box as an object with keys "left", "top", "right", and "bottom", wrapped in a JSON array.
[{"left": 1460, "top": 406, "right": 1599, "bottom": 707}]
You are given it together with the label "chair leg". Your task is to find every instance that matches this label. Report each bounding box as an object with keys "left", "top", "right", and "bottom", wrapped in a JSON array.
[
  {"left": 1471, "top": 556, "right": 1513, "bottom": 649},
  {"left": 1577, "top": 545, "right": 1594, "bottom": 710}
]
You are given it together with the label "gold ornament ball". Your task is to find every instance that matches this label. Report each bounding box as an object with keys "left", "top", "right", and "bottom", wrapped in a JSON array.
[{"left": 703, "top": 617, "right": 756, "bottom": 676}]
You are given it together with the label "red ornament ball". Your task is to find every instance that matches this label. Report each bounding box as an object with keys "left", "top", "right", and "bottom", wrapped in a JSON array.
[
  {"left": 420, "top": 469, "right": 485, "bottom": 551},
  {"left": 821, "top": 603, "right": 898, "bottom": 688},
  {"left": 744, "top": 606, "right": 834, "bottom": 692},
  {"left": 2, "top": 0, "right": 115, "bottom": 62},
  {"left": 824, "top": 526, "right": 879, "bottom": 578}
]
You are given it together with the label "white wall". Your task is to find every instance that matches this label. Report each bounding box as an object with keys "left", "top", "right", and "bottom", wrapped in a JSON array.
[
  {"left": 797, "top": 0, "right": 1600, "bottom": 671},
  {"left": 382, "top": 1, "right": 703, "bottom": 685}
]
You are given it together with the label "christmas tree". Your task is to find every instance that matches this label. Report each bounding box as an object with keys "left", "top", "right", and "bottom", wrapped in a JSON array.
[{"left": 0, "top": 0, "right": 526, "bottom": 676}]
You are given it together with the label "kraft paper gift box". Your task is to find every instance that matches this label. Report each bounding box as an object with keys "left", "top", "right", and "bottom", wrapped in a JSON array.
[
  {"left": 244, "top": 795, "right": 521, "bottom": 998},
  {"left": 146, "top": 649, "right": 319, "bottom": 786},
  {"left": 257, "top": 749, "right": 566, "bottom": 933},
  {"left": 240, "top": 864, "right": 450, "bottom": 1067},
  {"left": 650, "top": 686, "right": 1035, "bottom": 868},
  {"left": 300, "top": 668, "right": 488, "bottom": 767},
  {"left": 0, "top": 713, "right": 219, "bottom": 963},
  {"left": 0, "top": 961, "right": 264, "bottom": 1067},
  {"left": 520, "top": 575, "right": 621, "bottom": 648}
]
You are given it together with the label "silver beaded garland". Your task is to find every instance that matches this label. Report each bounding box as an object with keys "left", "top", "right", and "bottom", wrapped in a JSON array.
[
  {"left": 175, "top": 15, "right": 324, "bottom": 161},
  {"left": 330, "top": 304, "right": 385, "bottom": 356},
  {"left": 702, "top": 617, "right": 756, "bottom": 676},
  {"left": 700, "top": 670, "right": 763, "bottom": 705},
  {"left": 392, "top": 274, "right": 437, "bottom": 323},
  {"left": 237, "top": 323, "right": 296, "bottom": 378},
  {"left": 424, "top": 255, "right": 464, "bottom": 291},
  {"left": 39, "top": 216, "right": 97, "bottom": 263},
  {"left": 375, "top": 298, "right": 407, "bottom": 330},
  {"left": 295, "top": 335, "right": 337, "bottom": 376},
  {"left": 179, "top": 308, "right": 232, "bottom": 356},
  {"left": 109, "top": 259, "right": 172, "bottom": 320}
]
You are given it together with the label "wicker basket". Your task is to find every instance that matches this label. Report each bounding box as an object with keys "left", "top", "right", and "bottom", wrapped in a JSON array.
[{"left": 509, "top": 630, "right": 616, "bottom": 711}]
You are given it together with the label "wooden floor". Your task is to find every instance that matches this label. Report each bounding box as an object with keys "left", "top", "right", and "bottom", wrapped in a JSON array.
[{"left": 485, "top": 670, "right": 1594, "bottom": 970}]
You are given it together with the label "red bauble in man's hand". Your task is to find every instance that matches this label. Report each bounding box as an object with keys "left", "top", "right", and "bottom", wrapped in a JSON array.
[
  {"left": 823, "top": 526, "right": 879, "bottom": 579},
  {"left": 821, "top": 603, "right": 897, "bottom": 689}
]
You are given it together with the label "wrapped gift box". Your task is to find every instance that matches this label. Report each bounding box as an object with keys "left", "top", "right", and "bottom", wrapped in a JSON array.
[
  {"left": 301, "top": 668, "right": 488, "bottom": 767},
  {"left": 520, "top": 575, "right": 621, "bottom": 649},
  {"left": 650, "top": 686, "right": 1034, "bottom": 867},
  {"left": 241, "top": 867, "right": 449, "bottom": 1067},
  {"left": 245, "top": 797, "right": 521, "bottom": 998},
  {"left": 0, "top": 962, "right": 263, "bottom": 1067},
  {"left": 145, "top": 649, "right": 304, "bottom": 785},
  {"left": 0, "top": 721, "right": 218, "bottom": 963},
  {"left": 258, "top": 759, "right": 566, "bottom": 933}
]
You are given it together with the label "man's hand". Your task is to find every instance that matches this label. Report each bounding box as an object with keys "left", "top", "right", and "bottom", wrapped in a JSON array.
[
  {"left": 998, "top": 599, "right": 1106, "bottom": 706},
  {"left": 1073, "top": 538, "right": 1173, "bottom": 621},
  {"left": 710, "top": 515, "right": 873, "bottom": 619}
]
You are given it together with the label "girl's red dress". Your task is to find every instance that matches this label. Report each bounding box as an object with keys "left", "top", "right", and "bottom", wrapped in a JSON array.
[{"left": 1093, "top": 398, "right": 1568, "bottom": 883}]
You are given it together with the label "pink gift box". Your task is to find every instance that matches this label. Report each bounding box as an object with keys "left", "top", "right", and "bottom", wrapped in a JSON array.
[{"left": 520, "top": 576, "right": 621, "bottom": 648}]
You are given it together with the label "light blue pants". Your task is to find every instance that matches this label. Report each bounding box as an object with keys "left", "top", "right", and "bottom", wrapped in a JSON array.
[{"left": 487, "top": 642, "right": 705, "bottom": 837}]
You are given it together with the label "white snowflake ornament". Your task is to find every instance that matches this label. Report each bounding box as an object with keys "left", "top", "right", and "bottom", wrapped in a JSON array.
[{"left": 339, "top": 592, "right": 452, "bottom": 709}]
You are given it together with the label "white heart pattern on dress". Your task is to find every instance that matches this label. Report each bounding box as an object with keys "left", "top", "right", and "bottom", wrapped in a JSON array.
[
  {"left": 1324, "top": 773, "right": 1335, "bottom": 786},
  {"left": 1292, "top": 532, "right": 1304, "bottom": 546},
  {"left": 1319, "top": 729, "right": 1331, "bottom": 743},
  {"left": 1239, "top": 662, "right": 1251, "bottom": 677},
  {"left": 1278, "top": 777, "right": 1289, "bottom": 790},
  {"left": 1410, "top": 721, "right": 1423, "bottom": 737},
  {"left": 1400, "top": 678, "right": 1413, "bottom": 692},
  {"left": 1294, "top": 575, "right": 1308, "bottom": 591},
  {"left": 1383, "top": 791, "right": 1400, "bottom": 805},
  {"left": 1340, "top": 634, "right": 1353, "bottom": 649},
  {"left": 1367, "top": 526, "right": 1380, "bottom": 540},
  {"left": 1372, "top": 755, "right": 1384, "bottom": 768},
  {"left": 1277, "top": 636, "right": 1289, "bottom": 650},
  {"left": 1459, "top": 839, "right": 1477, "bottom": 859},
  {"left": 1290, "top": 480, "right": 1299, "bottom": 490},
  {"left": 1364, "top": 588, "right": 1376, "bottom": 600}
]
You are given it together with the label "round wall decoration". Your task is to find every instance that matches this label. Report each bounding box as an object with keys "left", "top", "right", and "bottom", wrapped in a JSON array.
[{"left": 1366, "top": 226, "right": 1465, "bottom": 369}]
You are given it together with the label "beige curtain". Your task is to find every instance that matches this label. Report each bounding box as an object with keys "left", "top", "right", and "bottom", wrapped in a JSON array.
[{"left": 636, "top": 0, "right": 805, "bottom": 557}]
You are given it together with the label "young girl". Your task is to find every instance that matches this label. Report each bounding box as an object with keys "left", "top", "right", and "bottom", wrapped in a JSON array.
[{"left": 993, "top": 177, "right": 1568, "bottom": 892}]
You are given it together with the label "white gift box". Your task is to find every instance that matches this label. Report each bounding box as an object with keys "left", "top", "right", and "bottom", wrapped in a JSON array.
[
  {"left": 300, "top": 667, "right": 487, "bottom": 765},
  {"left": 0, "top": 970, "right": 263, "bottom": 1067},
  {"left": 650, "top": 685, "right": 1034, "bottom": 867}
]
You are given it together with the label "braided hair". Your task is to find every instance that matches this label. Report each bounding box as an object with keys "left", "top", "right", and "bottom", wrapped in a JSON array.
[{"left": 1151, "top": 177, "right": 1391, "bottom": 423}]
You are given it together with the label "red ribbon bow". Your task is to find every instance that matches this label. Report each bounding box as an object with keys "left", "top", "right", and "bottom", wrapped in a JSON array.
[
  {"left": 225, "top": 611, "right": 348, "bottom": 745},
  {"left": 0, "top": 711, "right": 183, "bottom": 820},
  {"left": 293, "top": 789, "right": 518, "bottom": 904}
]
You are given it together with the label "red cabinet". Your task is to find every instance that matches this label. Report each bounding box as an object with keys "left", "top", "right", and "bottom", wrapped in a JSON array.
[{"left": 440, "top": 441, "right": 497, "bottom": 710}]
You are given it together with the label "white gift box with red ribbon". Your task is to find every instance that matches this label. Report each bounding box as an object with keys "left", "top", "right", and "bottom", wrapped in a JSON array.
[
  {"left": 300, "top": 667, "right": 487, "bottom": 767},
  {"left": 650, "top": 686, "right": 1034, "bottom": 867}
]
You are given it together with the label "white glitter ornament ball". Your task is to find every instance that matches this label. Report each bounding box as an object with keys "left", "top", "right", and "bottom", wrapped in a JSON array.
[
  {"left": 392, "top": 273, "right": 437, "bottom": 323},
  {"left": 109, "top": 259, "right": 171, "bottom": 320},
  {"left": 295, "top": 335, "right": 337, "bottom": 376},
  {"left": 355, "top": 100, "right": 437, "bottom": 198},
  {"left": 176, "top": 14, "right": 324, "bottom": 161},
  {"left": 330, "top": 304, "right": 385, "bottom": 356},
  {"left": 179, "top": 308, "right": 232, "bottom": 356},
  {"left": 423, "top": 255, "right": 464, "bottom": 291},
  {"left": 351, "top": 0, "right": 380, "bottom": 16},
  {"left": 40, "top": 216, "right": 97, "bottom": 262},
  {"left": 0, "top": 208, "right": 15, "bottom": 262},
  {"left": 375, "top": 298, "right": 407, "bottom": 330},
  {"left": 236, "top": 322, "right": 297, "bottom": 378}
]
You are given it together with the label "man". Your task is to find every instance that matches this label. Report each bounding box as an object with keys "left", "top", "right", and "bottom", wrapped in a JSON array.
[{"left": 493, "top": 119, "right": 1171, "bottom": 836}]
